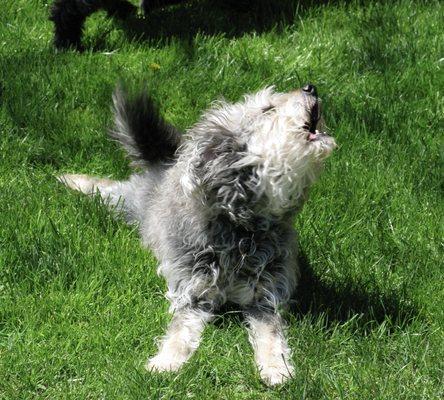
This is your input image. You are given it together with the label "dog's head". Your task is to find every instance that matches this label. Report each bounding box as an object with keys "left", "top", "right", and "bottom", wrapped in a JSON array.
[
  {"left": 182, "top": 85, "right": 336, "bottom": 218},
  {"left": 244, "top": 85, "right": 336, "bottom": 156}
]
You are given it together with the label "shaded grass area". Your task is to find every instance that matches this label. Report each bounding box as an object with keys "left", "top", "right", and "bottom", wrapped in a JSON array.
[{"left": 0, "top": 0, "right": 443, "bottom": 398}]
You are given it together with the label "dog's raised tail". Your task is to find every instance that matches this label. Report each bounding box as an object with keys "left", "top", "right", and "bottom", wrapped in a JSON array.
[{"left": 111, "top": 86, "right": 182, "bottom": 167}]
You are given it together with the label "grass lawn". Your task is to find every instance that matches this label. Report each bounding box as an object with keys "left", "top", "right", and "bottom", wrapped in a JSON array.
[{"left": 0, "top": 0, "right": 443, "bottom": 398}]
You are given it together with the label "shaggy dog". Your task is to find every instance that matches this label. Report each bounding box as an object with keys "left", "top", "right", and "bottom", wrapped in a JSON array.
[
  {"left": 58, "top": 84, "right": 336, "bottom": 385},
  {"left": 50, "top": 0, "right": 183, "bottom": 49}
]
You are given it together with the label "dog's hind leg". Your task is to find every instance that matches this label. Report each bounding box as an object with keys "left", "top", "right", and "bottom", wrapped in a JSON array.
[
  {"left": 145, "top": 307, "right": 213, "bottom": 372},
  {"left": 57, "top": 173, "right": 116, "bottom": 195},
  {"left": 57, "top": 173, "right": 139, "bottom": 222}
]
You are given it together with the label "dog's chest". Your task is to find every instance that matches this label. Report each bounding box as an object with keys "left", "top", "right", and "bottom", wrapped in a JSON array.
[{"left": 209, "top": 217, "right": 289, "bottom": 279}]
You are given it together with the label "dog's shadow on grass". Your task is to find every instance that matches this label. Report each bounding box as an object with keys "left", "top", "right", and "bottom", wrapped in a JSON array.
[
  {"left": 215, "top": 251, "right": 418, "bottom": 333},
  {"left": 89, "top": 0, "right": 343, "bottom": 50},
  {"left": 289, "top": 251, "right": 419, "bottom": 332}
]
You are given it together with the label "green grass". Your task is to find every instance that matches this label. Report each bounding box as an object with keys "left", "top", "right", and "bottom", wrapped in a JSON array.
[{"left": 1, "top": 0, "right": 443, "bottom": 398}]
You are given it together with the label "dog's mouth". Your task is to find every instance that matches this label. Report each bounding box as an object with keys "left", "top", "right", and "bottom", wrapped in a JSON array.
[
  {"left": 307, "top": 126, "right": 328, "bottom": 142},
  {"left": 304, "top": 102, "right": 325, "bottom": 141}
]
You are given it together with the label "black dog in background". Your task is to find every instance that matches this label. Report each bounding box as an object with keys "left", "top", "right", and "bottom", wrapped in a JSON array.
[{"left": 50, "top": 0, "right": 183, "bottom": 50}]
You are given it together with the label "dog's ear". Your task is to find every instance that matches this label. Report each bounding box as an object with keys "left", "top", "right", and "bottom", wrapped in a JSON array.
[
  {"left": 181, "top": 131, "right": 260, "bottom": 226},
  {"left": 183, "top": 131, "right": 247, "bottom": 186}
]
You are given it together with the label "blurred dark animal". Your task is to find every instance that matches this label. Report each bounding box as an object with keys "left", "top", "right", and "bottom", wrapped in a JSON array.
[{"left": 49, "top": 0, "right": 183, "bottom": 50}]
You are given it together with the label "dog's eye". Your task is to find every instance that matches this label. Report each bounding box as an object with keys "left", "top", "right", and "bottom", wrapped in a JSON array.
[{"left": 262, "top": 105, "right": 274, "bottom": 113}]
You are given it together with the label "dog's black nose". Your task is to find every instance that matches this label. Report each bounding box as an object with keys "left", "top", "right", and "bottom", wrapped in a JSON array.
[{"left": 302, "top": 84, "right": 317, "bottom": 97}]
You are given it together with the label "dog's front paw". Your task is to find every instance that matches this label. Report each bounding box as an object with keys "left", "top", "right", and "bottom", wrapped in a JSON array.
[
  {"left": 259, "top": 362, "right": 294, "bottom": 386},
  {"left": 145, "top": 353, "right": 186, "bottom": 373}
]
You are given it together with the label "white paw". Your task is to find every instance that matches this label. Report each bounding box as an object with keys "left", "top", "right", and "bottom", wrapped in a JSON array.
[
  {"left": 145, "top": 353, "right": 187, "bottom": 373},
  {"left": 259, "top": 362, "right": 294, "bottom": 386}
]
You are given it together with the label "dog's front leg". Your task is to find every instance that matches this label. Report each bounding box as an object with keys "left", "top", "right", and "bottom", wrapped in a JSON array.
[
  {"left": 146, "top": 307, "right": 213, "bottom": 372},
  {"left": 245, "top": 309, "right": 294, "bottom": 386}
]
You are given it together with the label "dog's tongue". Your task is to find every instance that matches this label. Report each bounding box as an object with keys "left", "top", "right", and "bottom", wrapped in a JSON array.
[{"left": 308, "top": 132, "right": 317, "bottom": 141}]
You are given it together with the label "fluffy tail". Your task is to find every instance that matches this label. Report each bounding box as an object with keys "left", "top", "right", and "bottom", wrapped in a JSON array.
[{"left": 111, "top": 86, "right": 182, "bottom": 167}]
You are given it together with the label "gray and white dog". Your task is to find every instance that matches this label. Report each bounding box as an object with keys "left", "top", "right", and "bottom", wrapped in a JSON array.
[{"left": 58, "top": 83, "right": 336, "bottom": 385}]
